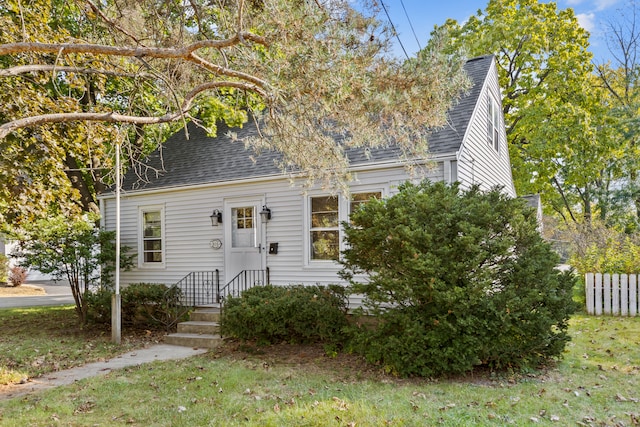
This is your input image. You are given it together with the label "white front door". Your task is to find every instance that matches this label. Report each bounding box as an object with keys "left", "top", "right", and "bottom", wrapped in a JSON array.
[{"left": 224, "top": 198, "right": 265, "bottom": 283}]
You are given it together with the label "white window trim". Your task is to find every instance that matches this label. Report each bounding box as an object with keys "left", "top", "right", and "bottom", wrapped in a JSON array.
[
  {"left": 488, "top": 93, "right": 501, "bottom": 153},
  {"left": 304, "top": 187, "right": 385, "bottom": 268},
  {"left": 138, "top": 204, "right": 166, "bottom": 269}
]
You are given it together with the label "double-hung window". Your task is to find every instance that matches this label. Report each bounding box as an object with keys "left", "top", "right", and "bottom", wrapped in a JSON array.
[
  {"left": 308, "top": 191, "right": 381, "bottom": 262},
  {"left": 487, "top": 94, "right": 501, "bottom": 152},
  {"left": 310, "top": 196, "right": 340, "bottom": 261},
  {"left": 350, "top": 192, "right": 381, "bottom": 216},
  {"left": 140, "top": 206, "right": 164, "bottom": 267}
]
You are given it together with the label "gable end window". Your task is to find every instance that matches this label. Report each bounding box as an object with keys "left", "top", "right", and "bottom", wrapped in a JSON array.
[
  {"left": 139, "top": 206, "right": 165, "bottom": 267},
  {"left": 487, "top": 94, "right": 500, "bottom": 152}
]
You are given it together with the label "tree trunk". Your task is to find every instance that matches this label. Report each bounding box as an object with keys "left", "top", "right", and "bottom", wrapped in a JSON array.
[{"left": 64, "top": 154, "right": 99, "bottom": 214}]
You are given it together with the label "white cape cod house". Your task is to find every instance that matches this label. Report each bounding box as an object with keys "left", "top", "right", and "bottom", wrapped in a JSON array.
[{"left": 99, "top": 55, "right": 515, "bottom": 303}]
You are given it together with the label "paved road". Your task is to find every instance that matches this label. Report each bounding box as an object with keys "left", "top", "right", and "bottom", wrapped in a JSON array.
[{"left": 0, "top": 281, "right": 75, "bottom": 308}]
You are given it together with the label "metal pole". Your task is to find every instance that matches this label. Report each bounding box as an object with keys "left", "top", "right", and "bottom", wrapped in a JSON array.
[{"left": 112, "top": 141, "right": 122, "bottom": 344}]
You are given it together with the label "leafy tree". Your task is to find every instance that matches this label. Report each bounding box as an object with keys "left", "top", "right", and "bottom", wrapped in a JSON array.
[
  {"left": 341, "top": 181, "right": 577, "bottom": 377},
  {"left": 0, "top": 0, "right": 470, "bottom": 229},
  {"left": 433, "top": 0, "right": 625, "bottom": 225},
  {"left": 9, "top": 214, "right": 133, "bottom": 325},
  {"left": 567, "top": 221, "right": 640, "bottom": 275},
  {"left": 595, "top": 0, "right": 640, "bottom": 226}
]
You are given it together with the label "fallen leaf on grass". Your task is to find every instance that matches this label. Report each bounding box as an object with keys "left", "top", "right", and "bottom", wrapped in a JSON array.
[
  {"left": 333, "top": 397, "right": 349, "bottom": 411},
  {"left": 73, "top": 401, "right": 96, "bottom": 415}
]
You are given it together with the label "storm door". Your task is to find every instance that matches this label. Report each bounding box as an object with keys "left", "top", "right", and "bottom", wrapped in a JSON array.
[{"left": 224, "top": 199, "right": 265, "bottom": 284}]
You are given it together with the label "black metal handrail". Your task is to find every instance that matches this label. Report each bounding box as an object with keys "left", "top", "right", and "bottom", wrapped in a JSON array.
[
  {"left": 218, "top": 268, "right": 269, "bottom": 303},
  {"left": 174, "top": 270, "right": 219, "bottom": 307}
]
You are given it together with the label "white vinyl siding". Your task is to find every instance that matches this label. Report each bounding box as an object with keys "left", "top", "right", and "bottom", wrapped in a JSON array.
[
  {"left": 456, "top": 60, "right": 515, "bottom": 197},
  {"left": 101, "top": 164, "right": 445, "bottom": 288}
]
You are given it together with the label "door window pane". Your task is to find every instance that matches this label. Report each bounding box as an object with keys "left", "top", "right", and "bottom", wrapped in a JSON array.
[{"left": 232, "top": 207, "right": 256, "bottom": 248}]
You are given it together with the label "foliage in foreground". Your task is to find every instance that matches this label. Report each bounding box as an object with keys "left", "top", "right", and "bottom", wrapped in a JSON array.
[
  {"left": 0, "top": 0, "right": 469, "bottom": 228},
  {"left": 0, "top": 253, "right": 7, "bottom": 283},
  {"left": 221, "top": 285, "right": 349, "bottom": 345},
  {"left": 86, "top": 283, "right": 189, "bottom": 331},
  {"left": 9, "top": 214, "right": 133, "bottom": 325},
  {"left": 1, "top": 315, "right": 639, "bottom": 426},
  {"left": 341, "top": 181, "right": 578, "bottom": 377}
]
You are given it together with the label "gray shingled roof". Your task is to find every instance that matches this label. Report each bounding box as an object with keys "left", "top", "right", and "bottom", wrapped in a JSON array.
[{"left": 121, "top": 55, "right": 493, "bottom": 192}]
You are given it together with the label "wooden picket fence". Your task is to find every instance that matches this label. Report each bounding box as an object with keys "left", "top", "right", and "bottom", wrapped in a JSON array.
[{"left": 585, "top": 273, "right": 639, "bottom": 316}]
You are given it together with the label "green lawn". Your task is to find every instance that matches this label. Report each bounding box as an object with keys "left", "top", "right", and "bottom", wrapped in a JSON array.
[
  {"left": 1, "top": 307, "right": 639, "bottom": 426},
  {"left": 0, "top": 306, "right": 165, "bottom": 385}
]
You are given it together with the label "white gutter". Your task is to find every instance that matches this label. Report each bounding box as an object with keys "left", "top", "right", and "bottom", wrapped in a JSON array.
[{"left": 98, "top": 151, "right": 459, "bottom": 200}]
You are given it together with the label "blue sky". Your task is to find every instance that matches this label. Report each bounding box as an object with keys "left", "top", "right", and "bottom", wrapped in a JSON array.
[{"left": 381, "top": 0, "right": 628, "bottom": 63}]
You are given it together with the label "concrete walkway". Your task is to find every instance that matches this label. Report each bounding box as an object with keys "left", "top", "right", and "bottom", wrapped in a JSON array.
[{"left": 0, "top": 344, "right": 209, "bottom": 400}]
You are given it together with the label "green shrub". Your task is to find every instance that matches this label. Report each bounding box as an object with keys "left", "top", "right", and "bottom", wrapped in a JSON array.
[
  {"left": 569, "top": 229, "right": 640, "bottom": 275},
  {"left": 85, "top": 288, "right": 112, "bottom": 325},
  {"left": 86, "top": 283, "right": 188, "bottom": 331},
  {"left": 341, "top": 181, "right": 577, "bottom": 377},
  {"left": 221, "top": 285, "right": 348, "bottom": 345},
  {"left": 0, "top": 254, "right": 8, "bottom": 283}
]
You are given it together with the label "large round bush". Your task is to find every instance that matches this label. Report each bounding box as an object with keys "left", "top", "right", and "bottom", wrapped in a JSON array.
[{"left": 341, "top": 181, "right": 576, "bottom": 377}]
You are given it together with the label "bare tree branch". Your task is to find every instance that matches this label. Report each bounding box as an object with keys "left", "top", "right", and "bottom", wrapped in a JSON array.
[
  {"left": 0, "top": 64, "right": 138, "bottom": 78},
  {"left": 0, "top": 33, "right": 270, "bottom": 58},
  {"left": 187, "top": 52, "right": 269, "bottom": 89},
  {"left": 0, "top": 79, "right": 267, "bottom": 139}
]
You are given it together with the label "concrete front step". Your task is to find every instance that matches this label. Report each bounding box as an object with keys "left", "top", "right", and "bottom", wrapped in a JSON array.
[
  {"left": 177, "top": 320, "right": 220, "bottom": 334},
  {"left": 165, "top": 306, "right": 223, "bottom": 348},
  {"left": 190, "top": 310, "right": 221, "bottom": 323},
  {"left": 165, "top": 332, "right": 222, "bottom": 349}
]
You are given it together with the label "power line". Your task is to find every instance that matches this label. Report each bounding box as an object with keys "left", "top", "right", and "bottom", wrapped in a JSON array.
[
  {"left": 380, "top": 1, "right": 410, "bottom": 59},
  {"left": 400, "top": 0, "right": 422, "bottom": 51}
]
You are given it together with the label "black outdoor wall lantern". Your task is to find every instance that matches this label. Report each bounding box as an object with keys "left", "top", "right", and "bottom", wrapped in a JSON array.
[
  {"left": 259, "top": 205, "right": 272, "bottom": 223},
  {"left": 210, "top": 209, "right": 222, "bottom": 226}
]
